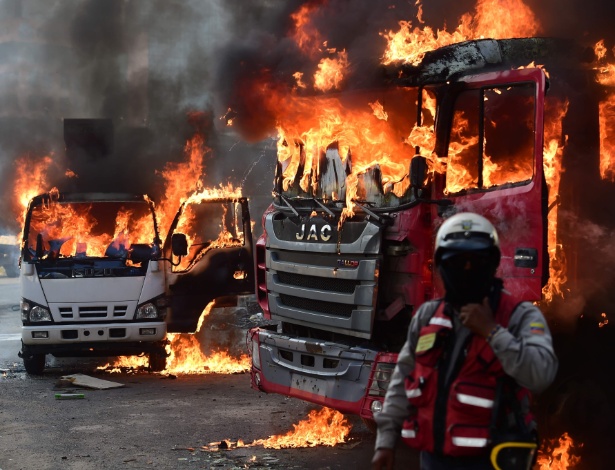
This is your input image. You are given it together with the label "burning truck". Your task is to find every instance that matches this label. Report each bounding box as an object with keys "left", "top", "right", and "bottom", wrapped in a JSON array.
[
  {"left": 17, "top": 123, "right": 255, "bottom": 375},
  {"left": 247, "top": 34, "right": 615, "bottom": 452}
]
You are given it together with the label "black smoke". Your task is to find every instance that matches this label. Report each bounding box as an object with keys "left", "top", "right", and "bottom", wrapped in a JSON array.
[{"left": 3, "top": 0, "right": 615, "bottom": 245}]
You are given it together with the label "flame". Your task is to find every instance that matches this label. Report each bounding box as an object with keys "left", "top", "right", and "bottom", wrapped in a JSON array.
[
  {"left": 274, "top": 88, "right": 417, "bottom": 216},
  {"left": 591, "top": 39, "right": 615, "bottom": 181},
  {"left": 24, "top": 188, "right": 156, "bottom": 259},
  {"left": 156, "top": 132, "right": 208, "bottom": 238},
  {"left": 199, "top": 407, "right": 351, "bottom": 454},
  {"left": 536, "top": 432, "right": 582, "bottom": 469},
  {"left": 313, "top": 49, "right": 349, "bottom": 92},
  {"left": 598, "top": 312, "right": 609, "bottom": 328},
  {"left": 290, "top": 2, "right": 324, "bottom": 58},
  {"left": 101, "top": 303, "right": 250, "bottom": 374},
  {"left": 598, "top": 91, "right": 615, "bottom": 182},
  {"left": 254, "top": 407, "right": 350, "bottom": 448},
  {"left": 593, "top": 39, "right": 615, "bottom": 86},
  {"left": 13, "top": 155, "right": 55, "bottom": 227},
  {"left": 381, "top": 0, "right": 540, "bottom": 66},
  {"left": 542, "top": 99, "right": 569, "bottom": 302},
  {"left": 274, "top": 0, "right": 544, "bottom": 217}
]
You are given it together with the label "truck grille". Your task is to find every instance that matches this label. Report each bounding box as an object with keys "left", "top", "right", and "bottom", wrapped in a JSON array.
[
  {"left": 265, "top": 212, "right": 381, "bottom": 338},
  {"left": 277, "top": 271, "right": 356, "bottom": 293},
  {"left": 279, "top": 293, "right": 354, "bottom": 317},
  {"left": 79, "top": 306, "right": 109, "bottom": 318}
]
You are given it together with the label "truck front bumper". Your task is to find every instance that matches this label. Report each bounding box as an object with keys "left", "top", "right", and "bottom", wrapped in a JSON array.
[
  {"left": 248, "top": 327, "right": 394, "bottom": 416},
  {"left": 21, "top": 321, "right": 166, "bottom": 352}
]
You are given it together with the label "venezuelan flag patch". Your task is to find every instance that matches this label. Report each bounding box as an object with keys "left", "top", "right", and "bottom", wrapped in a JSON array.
[{"left": 530, "top": 322, "right": 545, "bottom": 334}]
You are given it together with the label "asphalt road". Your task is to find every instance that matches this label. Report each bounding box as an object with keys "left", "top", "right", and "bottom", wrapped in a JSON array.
[
  {"left": 0, "top": 277, "right": 419, "bottom": 470},
  {"left": 3, "top": 274, "right": 613, "bottom": 470}
]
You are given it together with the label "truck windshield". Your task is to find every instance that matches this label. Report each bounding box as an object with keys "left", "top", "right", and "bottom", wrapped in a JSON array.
[
  {"left": 276, "top": 86, "right": 421, "bottom": 209},
  {"left": 25, "top": 199, "right": 157, "bottom": 264}
]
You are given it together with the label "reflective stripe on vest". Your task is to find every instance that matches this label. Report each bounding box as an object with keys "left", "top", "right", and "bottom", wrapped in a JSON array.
[
  {"left": 456, "top": 393, "right": 494, "bottom": 409},
  {"left": 406, "top": 388, "right": 422, "bottom": 399},
  {"left": 428, "top": 316, "right": 453, "bottom": 328},
  {"left": 451, "top": 436, "right": 489, "bottom": 448},
  {"left": 402, "top": 429, "right": 417, "bottom": 439}
]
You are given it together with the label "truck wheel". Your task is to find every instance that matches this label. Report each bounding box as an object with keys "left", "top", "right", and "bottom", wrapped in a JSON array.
[
  {"left": 23, "top": 354, "right": 46, "bottom": 375},
  {"left": 148, "top": 349, "right": 167, "bottom": 372}
]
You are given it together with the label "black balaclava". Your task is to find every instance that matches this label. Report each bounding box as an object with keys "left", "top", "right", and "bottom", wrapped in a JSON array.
[{"left": 438, "top": 249, "right": 499, "bottom": 307}]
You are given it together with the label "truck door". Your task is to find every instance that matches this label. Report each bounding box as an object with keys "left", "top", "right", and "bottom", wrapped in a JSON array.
[
  {"left": 163, "top": 197, "right": 255, "bottom": 333},
  {"left": 435, "top": 68, "right": 548, "bottom": 301}
]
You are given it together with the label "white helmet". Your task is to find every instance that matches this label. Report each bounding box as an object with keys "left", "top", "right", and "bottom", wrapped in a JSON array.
[{"left": 434, "top": 212, "right": 500, "bottom": 266}]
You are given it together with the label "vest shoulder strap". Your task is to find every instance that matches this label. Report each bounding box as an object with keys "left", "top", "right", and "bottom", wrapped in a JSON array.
[{"left": 416, "top": 299, "right": 446, "bottom": 329}]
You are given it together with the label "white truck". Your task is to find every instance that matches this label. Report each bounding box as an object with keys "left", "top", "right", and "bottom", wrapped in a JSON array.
[{"left": 18, "top": 190, "right": 254, "bottom": 374}]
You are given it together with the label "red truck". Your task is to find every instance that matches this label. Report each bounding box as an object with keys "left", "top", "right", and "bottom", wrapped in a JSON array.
[{"left": 247, "top": 36, "right": 614, "bottom": 440}]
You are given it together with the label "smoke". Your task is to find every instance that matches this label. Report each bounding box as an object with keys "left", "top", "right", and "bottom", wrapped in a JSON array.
[
  {"left": 3, "top": 0, "right": 615, "bottom": 236},
  {"left": 0, "top": 0, "right": 279, "bottom": 233}
]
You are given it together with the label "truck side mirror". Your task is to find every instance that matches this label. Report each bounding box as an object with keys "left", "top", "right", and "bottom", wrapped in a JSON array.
[
  {"left": 410, "top": 155, "right": 428, "bottom": 189},
  {"left": 171, "top": 233, "right": 188, "bottom": 257}
]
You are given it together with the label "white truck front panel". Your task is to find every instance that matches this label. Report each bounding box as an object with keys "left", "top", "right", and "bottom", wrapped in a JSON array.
[{"left": 22, "top": 320, "right": 166, "bottom": 345}]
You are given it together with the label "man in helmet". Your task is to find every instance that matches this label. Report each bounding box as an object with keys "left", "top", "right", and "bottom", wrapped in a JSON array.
[{"left": 372, "top": 212, "right": 558, "bottom": 470}]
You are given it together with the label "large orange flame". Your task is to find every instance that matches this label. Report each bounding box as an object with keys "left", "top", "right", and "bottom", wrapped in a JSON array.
[
  {"left": 200, "top": 407, "right": 351, "bottom": 451},
  {"left": 536, "top": 432, "right": 582, "bottom": 469},
  {"left": 254, "top": 407, "right": 350, "bottom": 448},
  {"left": 101, "top": 302, "right": 250, "bottom": 374},
  {"left": 381, "top": 0, "right": 540, "bottom": 66},
  {"left": 542, "top": 99, "right": 569, "bottom": 302}
]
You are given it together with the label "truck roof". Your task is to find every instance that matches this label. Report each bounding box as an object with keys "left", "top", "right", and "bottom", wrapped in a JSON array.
[
  {"left": 385, "top": 37, "right": 588, "bottom": 86},
  {"left": 27, "top": 192, "right": 151, "bottom": 206}
]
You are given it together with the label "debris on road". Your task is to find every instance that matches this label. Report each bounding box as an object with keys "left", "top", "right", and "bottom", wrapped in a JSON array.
[
  {"left": 55, "top": 392, "right": 85, "bottom": 400},
  {"left": 60, "top": 373, "right": 125, "bottom": 389}
]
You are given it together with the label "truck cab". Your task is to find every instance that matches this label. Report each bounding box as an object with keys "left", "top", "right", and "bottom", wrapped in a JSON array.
[{"left": 248, "top": 38, "right": 562, "bottom": 423}]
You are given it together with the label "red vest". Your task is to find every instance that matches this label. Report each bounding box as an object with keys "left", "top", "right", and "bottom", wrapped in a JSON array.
[{"left": 401, "top": 294, "right": 532, "bottom": 457}]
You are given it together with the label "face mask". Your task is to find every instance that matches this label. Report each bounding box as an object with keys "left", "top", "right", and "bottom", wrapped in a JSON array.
[{"left": 438, "top": 252, "right": 497, "bottom": 306}]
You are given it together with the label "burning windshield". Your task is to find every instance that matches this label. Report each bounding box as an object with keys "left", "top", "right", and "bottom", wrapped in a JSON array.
[
  {"left": 24, "top": 193, "right": 158, "bottom": 263},
  {"left": 274, "top": 86, "right": 422, "bottom": 211}
]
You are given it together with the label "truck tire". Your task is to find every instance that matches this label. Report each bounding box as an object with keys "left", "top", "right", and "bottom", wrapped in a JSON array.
[
  {"left": 148, "top": 349, "right": 167, "bottom": 372},
  {"left": 23, "top": 354, "right": 46, "bottom": 375}
]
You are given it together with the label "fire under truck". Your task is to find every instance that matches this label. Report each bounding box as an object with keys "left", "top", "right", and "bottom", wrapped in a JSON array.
[{"left": 247, "top": 36, "right": 615, "bottom": 440}]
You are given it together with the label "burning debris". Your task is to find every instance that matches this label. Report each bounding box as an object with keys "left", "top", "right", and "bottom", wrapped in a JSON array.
[{"left": 184, "top": 407, "right": 353, "bottom": 455}]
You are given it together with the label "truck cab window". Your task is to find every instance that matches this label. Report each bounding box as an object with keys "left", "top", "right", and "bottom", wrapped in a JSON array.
[
  {"left": 172, "top": 200, "right": 245, "bottom": 272},
  {"left": 446, "top": 83, "right": 536, "bottom": 193}
]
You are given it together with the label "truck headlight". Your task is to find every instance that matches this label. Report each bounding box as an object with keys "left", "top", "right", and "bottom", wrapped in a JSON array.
[
  {"left": 30, "top": 306, "right": 52, "bottom": 322},
  {"left": 136, "top": 302, "right": 159, "bottom": 319},
  {"left": 21, "top": 300, "right": 52, "bottom": 323}
]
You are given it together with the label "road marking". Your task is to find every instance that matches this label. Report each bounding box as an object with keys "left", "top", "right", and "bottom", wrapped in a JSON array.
[{"left": 0, "top": 333, "right": 20, "bottom": 341}]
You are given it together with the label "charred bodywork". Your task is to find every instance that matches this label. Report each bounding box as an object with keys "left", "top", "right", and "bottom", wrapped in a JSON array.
[{"left": 163, "top": 197, "right": 255, "bottom": 333}]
